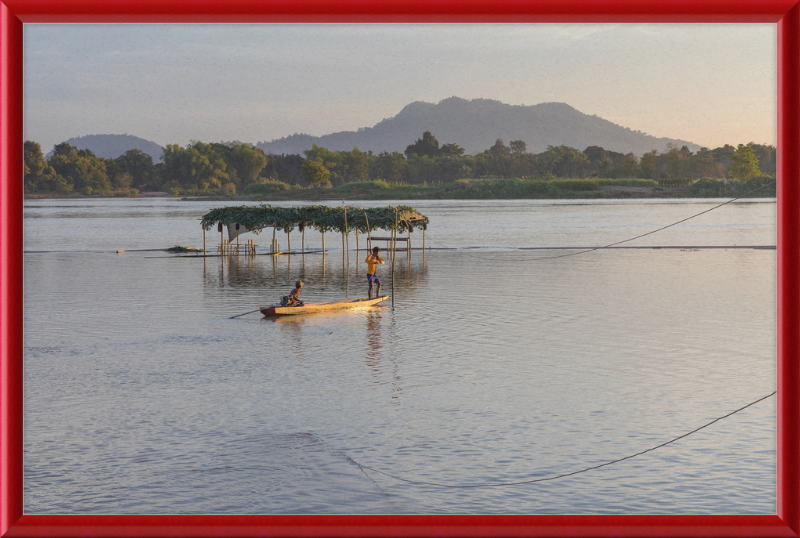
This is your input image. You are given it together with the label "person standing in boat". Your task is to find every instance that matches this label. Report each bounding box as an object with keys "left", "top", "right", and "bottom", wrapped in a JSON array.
[
  {"left": 288, "top": 280, "right": 305, "bottom": 307},
  {"left": 365, "top": 246, "right": 385, "bottom": 299}
]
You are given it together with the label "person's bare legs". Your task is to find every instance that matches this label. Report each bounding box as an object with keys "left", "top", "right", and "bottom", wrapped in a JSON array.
[
  {"left": 376, "top": 282, "right": 381, "bottom": 297},
  {"left": 368, "top": 282, "right": 373, "bottom": 299}
]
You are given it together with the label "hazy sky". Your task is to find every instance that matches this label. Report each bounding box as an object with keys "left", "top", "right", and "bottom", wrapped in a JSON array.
[{"left": 24, "top": 23, "right": 777, "bottom": 153}]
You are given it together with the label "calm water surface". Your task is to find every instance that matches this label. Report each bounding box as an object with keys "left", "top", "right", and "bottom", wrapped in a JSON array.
[{"left": 23, "top": 198, "right": 777, "bottom": 514}]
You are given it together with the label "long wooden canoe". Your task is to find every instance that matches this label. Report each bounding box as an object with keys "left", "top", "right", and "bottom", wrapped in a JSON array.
[{"left": 260, "top": 296, "right": 388, "bottom": 316}]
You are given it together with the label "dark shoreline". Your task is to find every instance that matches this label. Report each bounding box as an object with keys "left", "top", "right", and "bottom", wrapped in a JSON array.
[
  {"left": 24, "top": 184, "right": 777, "bottom": 202},
  {"left": 24, "top": 176, "right": 779, "bottom": 202}
]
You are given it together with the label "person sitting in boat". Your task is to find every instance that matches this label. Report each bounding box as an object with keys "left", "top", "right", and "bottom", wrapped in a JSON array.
[
  {"left": 286, "top": 280, "right": 305, "bottom": 307},
  {"left": 365, "top": 247, "right": 384, "bottom": 299}
]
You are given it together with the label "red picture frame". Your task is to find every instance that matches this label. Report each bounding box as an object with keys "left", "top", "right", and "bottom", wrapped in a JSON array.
[{"left": 2, "top": 1, "right": 798, "bottom": 536}]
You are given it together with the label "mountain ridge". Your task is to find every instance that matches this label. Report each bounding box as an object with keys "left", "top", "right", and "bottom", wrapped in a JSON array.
[
  {"left": 45, "top": 134, "right": 165, "bottom": 162},
  {"left": 256, "top": 97, "right": 701, "bottom": 157},
  {"left": 45, "top": 98, "right": 702, "bottom": 160}
]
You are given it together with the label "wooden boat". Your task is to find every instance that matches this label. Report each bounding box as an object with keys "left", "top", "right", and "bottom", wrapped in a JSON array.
[{"left": 260, "top": 296, "right": 388, "bottom": 316}]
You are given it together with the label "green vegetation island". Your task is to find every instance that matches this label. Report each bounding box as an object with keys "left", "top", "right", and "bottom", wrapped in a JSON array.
[{"left": 23, "top": 131, "right": 776, "bottom": 200}]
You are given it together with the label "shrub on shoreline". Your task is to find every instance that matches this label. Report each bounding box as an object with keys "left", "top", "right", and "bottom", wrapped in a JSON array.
[
  {"left": 687, "top": 176, "right": 776, "bottom": 198},
  {"left": 242, "top": 181, "right": 291, "bottom": 195},
  {"left": 24, "top": 175, "right": 778, "bottom": 200}
]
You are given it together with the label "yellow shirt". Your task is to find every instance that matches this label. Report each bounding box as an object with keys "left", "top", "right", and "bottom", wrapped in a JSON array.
[{"left": 365, "top": 253, "right": 384, "bottom": 275}]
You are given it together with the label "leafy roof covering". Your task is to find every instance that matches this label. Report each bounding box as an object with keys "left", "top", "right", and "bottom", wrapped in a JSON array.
[{"left": 201, "top": 205, "right": 429, "bottom": 234}]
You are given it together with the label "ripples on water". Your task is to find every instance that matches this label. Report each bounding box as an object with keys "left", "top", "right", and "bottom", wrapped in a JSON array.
[{"left": 23, "top": 199, "right": 776, "bottom": 514}]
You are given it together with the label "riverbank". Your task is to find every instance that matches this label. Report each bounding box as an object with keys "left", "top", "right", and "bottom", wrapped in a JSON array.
[{"left": 24, "top": 177, "right": 776, "bottom": 201}]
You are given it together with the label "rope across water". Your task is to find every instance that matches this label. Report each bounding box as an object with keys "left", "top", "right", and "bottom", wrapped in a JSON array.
[
  {"left": 343, "top": 391, "right": 776, "bottom": 488},
  {"left": 427, "top": 179, "right": 777, "bottom": 259},
  {"left": 344, "top": 185, "right": 777, "bottom": 488}
]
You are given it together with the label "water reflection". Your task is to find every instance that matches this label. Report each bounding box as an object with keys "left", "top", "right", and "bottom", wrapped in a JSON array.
[
  {"left": 202, "top": 249, "right": 428, "bottom": 307},
  {"left": 265, "top": 315, "right": 305, "bottom": 350},
  {"left": 362, "top": 308, "right": 403, "bottom": 403},
  {"left": 365, "top": 309, "right": 383, "bottom": 373}
]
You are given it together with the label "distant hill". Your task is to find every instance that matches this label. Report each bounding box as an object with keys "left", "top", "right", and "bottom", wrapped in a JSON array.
[
  {"left": 46, "top": 134, "right": 164, "bottom": 162},
  {"left": 256, "top": 97, "right": 701, "bottom": 157}
]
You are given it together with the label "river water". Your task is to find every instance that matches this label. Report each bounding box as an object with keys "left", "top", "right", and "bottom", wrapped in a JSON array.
[{"left": 23, "top": 198, "right": 777, "bottom": 515}]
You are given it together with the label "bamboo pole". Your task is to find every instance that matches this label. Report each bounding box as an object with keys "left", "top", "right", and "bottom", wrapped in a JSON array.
[
  {"left": 342, "top": 205, "right": 347, "bottom": 297},
  {"left": 391, "top": 215, "right": 397, "bottom": 265},
  {"left": 364, "top": 211, "right": 373, "bottom": 251},
  {"left": 392, "top": 208, "right": 397, "bottom": 306},
  {"left": 407, "top": 225, "right": 411, "bottom": 261},
  {"left": 423, "top": 228, "right": 426, "bottom": 267},
  {"left": 390, "top": 224, "right": 395, "bottom": 265},
  {"left": 344, "top": 206, "right": 349, "bottom": 267}
]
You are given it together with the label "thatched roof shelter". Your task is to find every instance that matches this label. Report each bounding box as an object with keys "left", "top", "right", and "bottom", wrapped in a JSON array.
[{"left": 201, "top": 204, "right": 429, "bottom": 235}]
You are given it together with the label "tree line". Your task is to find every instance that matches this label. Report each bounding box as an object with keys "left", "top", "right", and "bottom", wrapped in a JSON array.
[{"left": 23, "top": 132, "right": 775, "bottom": 195}]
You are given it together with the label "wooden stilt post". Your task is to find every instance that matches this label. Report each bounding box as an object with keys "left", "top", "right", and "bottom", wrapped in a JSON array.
[
  {"left": 344, "top": 205, "right": 349, "bottom": 268},
  {"left": 302, "top": 226, "right": 305, "bottom": 254},
  {"left": 203, "top": 224, "right": 206, "bottom": 256},
  {"left": 272, "top": 226, "right": 276, "bottom": 254},
  {"left": 236, "top": 224, "right": 240, "bottom": 256},
  {"left": 287, "top": 229, "right": 290, "bottom": 253},
  {"left": 220, "top": 223, "right": 224, "bottom": 257},
  {"left": 364, "top": 211, "right": 373, "bottom": 252},
  {"left": 340, "top": 201, "right": 345, "bottom": 270},
  {"left": 389, "top": 222, "right": 395, "bottom": 267},
  {"left": 392, "top": 208, "right": 397, "bottom": 306},
  {"left": 391, "top": 215, "right": 397, "bottom": 266},
  {"left": 342, "top": 204, "right": 348, "bottom": 298},
  {"left": 422, "top": 228, "right": 426, "bottom": 267}
]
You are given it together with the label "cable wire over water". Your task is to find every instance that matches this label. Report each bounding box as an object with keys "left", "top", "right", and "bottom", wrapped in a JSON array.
[
  {"left": 427, "top": 180, "right": 777, "bottom": 260},
  {"left": 345, "top": 391, "right": 776, "bottom": 488}
]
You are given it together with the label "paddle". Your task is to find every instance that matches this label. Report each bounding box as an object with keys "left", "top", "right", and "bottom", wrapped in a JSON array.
[{"left": 229, "top": 308, "right": 262, "bottom": 319}]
